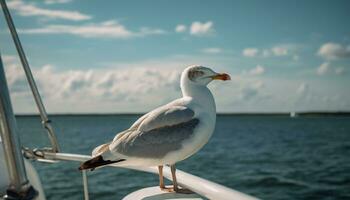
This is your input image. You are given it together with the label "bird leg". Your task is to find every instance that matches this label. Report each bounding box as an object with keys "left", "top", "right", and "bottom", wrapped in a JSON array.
[
  {"left": 158, "top": 165, "right": 165, "bottom": 189},
  {"left": 158, "top": 165, "right": 174, "bottom": 192},
  {"left": 170, "top": 164, "right": 178, "bottom": 191},
  {"left": 170, "top": 164, "right": 193, "bottom": 194}
]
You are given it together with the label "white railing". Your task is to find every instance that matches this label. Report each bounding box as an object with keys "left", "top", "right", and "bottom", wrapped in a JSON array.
[{"left": 39, "top": 152, "right": 259, "bottom": 200}]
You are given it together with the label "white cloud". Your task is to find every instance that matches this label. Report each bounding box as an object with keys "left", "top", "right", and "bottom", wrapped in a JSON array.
[
  {"left": 3, "top": 57, "right": 28, "bottom": 95},
  {"left": 201, "top": 47, "right": 222, "bottom": 54},
  {"left": 316, "top": 62, "right": 345, "bottom": 76},
  {"left": 174, "top": 21, "right": 214, "bottom": 36},
  {"left": 3, "top": 54, "right": 269, "bottom": 113},
  {"left": 19, "top": 20, "right": 166, "bottom": 39},
  {"left": 4, "top": 59, "right": 182, "bottom": 113},
  {"left": 175, "top": 24, "right": 186, "bottom": 33},
  {"left": 237, "top": 81, "right": 264, "bottom": 101},
  {"left": 263, "top": 46, "right": 289, "bottom": 57},
  {"left": 297, "top": 83, "right": 309, "bottom": 95},
  {"left": 7, "top": 0, "right": 91, "bottom": 21},
  {"left": 2, "top": 55, "right": 17, "bottom": 63},
  {"left": 271, "top": 46, "right": 288, "bottom": 56},
  {"left": 4, "top": 54, "right": 349, "bottom": 113},
  {"left": 242, "top": 48, "right": 259, "bottom": 57},
  {"left": 243, "top": 45, "right": 290, "bottom": 58},
  {"left": 317, "top": 42, "right": 350, "bottom": 60},
  {"left": 294, "top": 82, "right": 311, "bottom": 109},
  {"left": 190, "top": 21, "right": 214, "bottom": 36},
  {"left": 317, "top": 62, "right": 330, "bottom": 75},
  {"left": 47, "top": 67, "right": 180, "bottom": 100},
  {"left": 335, "top": 67, "right": 345, "bottom": 75},
  {"left": 44, "top": 0, "right": 72, "bottom": 4},
  {"left": 248, "top": 65, "right": 265, "bottom": 75}
]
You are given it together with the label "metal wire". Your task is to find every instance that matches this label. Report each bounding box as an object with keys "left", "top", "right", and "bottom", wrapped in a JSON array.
[{"left": 0, "top": 0, "right": 60, "bottom": 152}]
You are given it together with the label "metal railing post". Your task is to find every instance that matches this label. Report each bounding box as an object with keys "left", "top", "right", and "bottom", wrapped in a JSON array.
[
  {"left": 82, "top": 170, "right": 89, "bottom": 200},
  {"left": 0, "top": 55, "right": 37, "bottom": 199}
]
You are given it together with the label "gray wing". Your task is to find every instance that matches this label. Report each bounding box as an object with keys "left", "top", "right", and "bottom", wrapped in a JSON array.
[
  {"left": 138, "top": 105, "right": 195, "bottom": 132},
  {"left": 109, "top": 104, "right": 199, "bottom": 158}
]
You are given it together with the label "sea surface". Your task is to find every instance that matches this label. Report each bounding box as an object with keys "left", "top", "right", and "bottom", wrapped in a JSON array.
[{"left": 15, "top": 115, "right": 350, "bottom": 200}]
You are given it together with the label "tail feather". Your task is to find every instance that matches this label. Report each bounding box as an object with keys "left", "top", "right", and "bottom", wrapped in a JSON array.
[{"left": 79, "top": 155, "right": 125, "bottom": 171}]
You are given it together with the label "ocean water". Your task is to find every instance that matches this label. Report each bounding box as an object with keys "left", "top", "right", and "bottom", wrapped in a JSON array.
[{"left": 15, "top": 115, "right": 350, "bottom": 200}]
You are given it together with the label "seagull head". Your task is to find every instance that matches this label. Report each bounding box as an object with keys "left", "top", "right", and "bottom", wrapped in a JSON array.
[{"left": 183, "top": 65, "right": 231, "bottom": 86}]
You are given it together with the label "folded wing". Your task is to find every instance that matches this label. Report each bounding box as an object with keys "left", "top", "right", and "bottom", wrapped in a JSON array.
[{"left": 109, "top": 103, "right": 199, "bottom": 159}]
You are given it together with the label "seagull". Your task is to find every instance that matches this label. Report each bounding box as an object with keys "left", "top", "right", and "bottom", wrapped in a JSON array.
[{"left": 79, "top": 65, "right": 230, "bottom": 192}]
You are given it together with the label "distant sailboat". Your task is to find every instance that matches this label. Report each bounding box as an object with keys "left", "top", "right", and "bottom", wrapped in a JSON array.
[{"left": 290, "top": 111, "right": 298, "bottom": 118}]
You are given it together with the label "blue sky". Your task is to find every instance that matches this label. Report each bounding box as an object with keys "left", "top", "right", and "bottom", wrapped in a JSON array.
[{"left": 0, "top": 0, "right": 349, "bottom": 113}]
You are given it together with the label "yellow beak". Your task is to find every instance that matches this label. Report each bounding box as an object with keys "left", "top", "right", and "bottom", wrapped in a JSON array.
[{"left": 211, "top": 73, "right": 231, "bottom": 81}]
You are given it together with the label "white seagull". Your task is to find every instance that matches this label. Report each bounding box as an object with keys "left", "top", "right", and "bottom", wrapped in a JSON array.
[{"left": 79, "top": 65, "right": 230, "bottom": 192}]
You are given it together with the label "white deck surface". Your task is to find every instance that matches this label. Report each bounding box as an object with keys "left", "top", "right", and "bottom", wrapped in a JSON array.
[{"left": 122, "top": 186, "right": 205, "bottom": 200}]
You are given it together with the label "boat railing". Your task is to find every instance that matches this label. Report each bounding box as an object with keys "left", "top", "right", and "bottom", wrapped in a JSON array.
[{"left": 25, "top": 151, "right": 259, "bottom": 200}]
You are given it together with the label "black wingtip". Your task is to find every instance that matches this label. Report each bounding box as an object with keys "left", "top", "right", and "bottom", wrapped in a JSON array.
[
  {"left": 79, "top": 155, "right": 125, "bottom": 171},
  {"left": 79, "top": 155, "right": 103, "bottom": 171}
]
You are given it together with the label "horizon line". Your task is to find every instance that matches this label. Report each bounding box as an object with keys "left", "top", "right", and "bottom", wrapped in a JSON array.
[{"left": 14, "top": 111, "right": 350, "bottom": 116}]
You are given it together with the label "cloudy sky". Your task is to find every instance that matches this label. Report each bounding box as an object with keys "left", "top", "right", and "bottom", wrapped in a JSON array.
[{"left": 0, "top": 0, "right": 349, "bottom": 114}]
